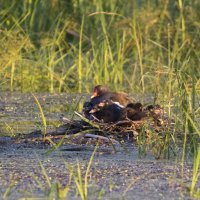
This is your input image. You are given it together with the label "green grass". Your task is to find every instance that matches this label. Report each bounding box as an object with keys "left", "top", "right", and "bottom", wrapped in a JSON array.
[
  {"left": 190, "top": 146, "right": 200, "bottom": 197},
  {"left": 26, "top": 144, "right": 99, "bottom": 200},
  {"left": 0, "top": 0, "right": 199, "bottom": 94},
  {"left": 69, "top": 143, "right": 98, "bottom": 200},
  {"left": 32, "top": 93, "right": 47, "bottom": 136}
]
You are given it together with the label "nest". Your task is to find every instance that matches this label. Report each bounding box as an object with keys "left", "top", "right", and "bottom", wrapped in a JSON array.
[{"left": 45, "top": 110, "right": 173, "bottom": 146}]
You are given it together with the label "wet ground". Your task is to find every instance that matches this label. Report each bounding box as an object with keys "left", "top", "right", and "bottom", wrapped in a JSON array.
[{"left": 0, "top": 93, "right": 198, "bottom": 199}]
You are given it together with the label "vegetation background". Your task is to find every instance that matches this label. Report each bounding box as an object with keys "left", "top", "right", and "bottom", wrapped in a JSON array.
[{"left": 0, "top": 0, "right": 199, "bottom": 95}]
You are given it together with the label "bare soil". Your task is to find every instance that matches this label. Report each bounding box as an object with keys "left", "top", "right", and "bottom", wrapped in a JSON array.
[{"left": 0, "top": 93, "right": 196, "bottom": 199}]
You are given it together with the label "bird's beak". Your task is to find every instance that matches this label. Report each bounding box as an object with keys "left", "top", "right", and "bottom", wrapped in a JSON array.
[{"left": 91, "top": 90, "right": 97, "bottom": 99}]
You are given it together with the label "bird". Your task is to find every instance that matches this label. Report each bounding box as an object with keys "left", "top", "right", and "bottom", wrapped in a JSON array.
[
  {"left": 125, "top": 104, "right": 165, "bottom": 122},
  {"left": 83, "top": 85, "right": 157, "bottom": 123},
  {"left": 83, "top": 85, "right": 133, "bottom": 120},
  {"left": 125, "top": 102, "right": 146, "bottom": 121},
  {"left": 88, "top": 100, "right": 126, "bottom": 123},
  {"left": 90, "top": 85, "right": 133, "bottom": 107}
]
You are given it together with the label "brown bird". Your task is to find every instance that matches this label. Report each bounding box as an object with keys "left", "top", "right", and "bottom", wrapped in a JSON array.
[
  {"left": 126, "top": 104, "right": 164, "bottom": 121},
  {"left": 90, "top": 85, "right": 133, "bottom": 107},
  {"left": 83, "top": 85, "right": 137, "bottom": 122},
  {"left": 125, "top": 102, "right": 148, "bottom": 121}
]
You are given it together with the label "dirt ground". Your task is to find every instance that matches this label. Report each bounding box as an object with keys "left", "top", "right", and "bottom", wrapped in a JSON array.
[
  {"left": 0, "top": 93, "right": 197, "bottom": 199},
  {"left": 0, "top": 138, "right": 194, "bottom": 200}
]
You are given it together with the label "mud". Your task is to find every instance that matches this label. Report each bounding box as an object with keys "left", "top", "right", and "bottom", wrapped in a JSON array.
[{"left": 0, "top": 93, "right": 197, "bottom": 199}]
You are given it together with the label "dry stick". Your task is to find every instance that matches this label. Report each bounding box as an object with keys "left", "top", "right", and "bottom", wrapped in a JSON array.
[
  {"left": 46, "top": 133, "right": 118, "bottom": 143},
  {"left": 84, "top": 133, "right": 119, "bottom": 144}
]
